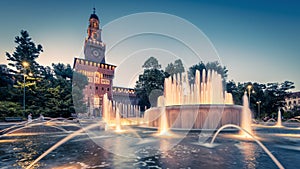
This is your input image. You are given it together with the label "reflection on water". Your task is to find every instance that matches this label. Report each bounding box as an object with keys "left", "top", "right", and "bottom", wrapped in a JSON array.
[
  {"left": 16, "top": 140, "right": 40, "bottom": 169},
  {"left": 236, "top": 142, "right": 259, "bottom": 169},
  {"left": 0, "top": 134, "right": 63, "bottom": 169},
  {"left": 0, "top": 121, "right": 300, "bottom": 169}
]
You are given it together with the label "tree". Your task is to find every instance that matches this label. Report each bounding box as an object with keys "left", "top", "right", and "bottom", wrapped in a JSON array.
[
  {"left": 6, "top": 30, "right": 43, "bottom": 77},
  {"left": 25, "top": 63, "right": 87, "bottom": 117},
  {"left": 188, "top": 61, "right": 228, "bottom": 86},
  {"left": 52, "top": 63, "right": 73, "bottom": 80},
  {"left": 72, "top": 71, "right": 88, "bottom": 114},
  {"left": 226, "top": 80, "right": 295, "bottom": 119},
  {"left": 142, "top": 56, "right": 161, "bottom": 69},
  {"left": 205, "top": 61, "right": 228, "bottom": 80},
  {"left": 165, "top": 59, "right": 185, "bottom": 78},
  {"left": 0, "top": 66, "right": 15, "bottom": 102},
  {"left": 188, "top": 62, "right": 206, "bottom": 84},
  {"left": 135, "top": 57, "right": 166, "bottom": 110},
  {"left": 226, "top": 80, "right": 243, "bottom": 105},
  {"left": 0, "top": 101, "right": 23, "bottom": 119},
  {"left": 1, "top": 30, "right": 88, "bottom": 119},
  {"left": 4, "top": 30, "right": 43, "bottom": 118},
  {"left": 263, "top": 81, "right": 295, "bottom": 116}
]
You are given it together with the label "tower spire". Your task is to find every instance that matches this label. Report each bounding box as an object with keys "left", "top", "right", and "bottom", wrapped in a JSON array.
[{"left": 93, "top": 6, "right": 96, "bottom": 14}]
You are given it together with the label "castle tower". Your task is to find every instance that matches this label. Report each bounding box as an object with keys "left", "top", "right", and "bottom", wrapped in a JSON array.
[
  {"left": 73, "top": 9, "right": 115, "bottom": 117},
  {"left": 84, "top": 8, "right": 106, "bottom": 63}
]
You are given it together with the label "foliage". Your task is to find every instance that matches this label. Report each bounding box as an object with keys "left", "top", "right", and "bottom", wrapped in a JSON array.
[
  {"left": 263, "top": 81, "right": 294, "bottom": 115},
  {"left": 2, "top": 30, "right": 298, "bottom": 121},
  {"left": 135, "top": 57, "right": 166, "bottom": 110},
  {"left": 226, "top": 80, "right": 295, "bottom": 119},
  {"left": 0, "top": 101, "right": 23, "bottom": 118},
  {"left": 165, "top": 59, "right": 185, "bottom": 78},
  {"left": 6, "top": 30, "right": 43, "bottom": 77},
  {"left": 72, "top": 71, "right": 88, "bottom": 114},
  {"left": 2, "top": 30, "right": 87, "bottom": 118},
  {"left": 188, "top": 61, "right": 228, "bottom": 85},
  {"left": 142, "top": 56, "right": 161, "bottom": 70},
  {"left": 52, "top": 63, "right": 73, "bottom": 79},
  {"left": 188, "top": 62, "right": 206, "bottom": 84}
]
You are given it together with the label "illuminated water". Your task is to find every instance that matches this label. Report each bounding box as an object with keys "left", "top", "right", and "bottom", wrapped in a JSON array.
[
  {"left": 144, "top": 70, "right": 240, "bottom": 130},
  {"left": 239, "top": 92, "right": 253, "bottom": 137},
  {"left": 275, "top": 108, "right": 283, "bottom": 127},
  {"left": 1, "top": 120, "right": 300, "bottom": 169},
  {"left": 164, "top": 69, "right": 234, "bottom": 105}
]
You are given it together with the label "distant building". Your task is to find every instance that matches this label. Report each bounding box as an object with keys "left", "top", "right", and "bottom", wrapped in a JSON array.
[
  {"left": 112, "top": 86, "right": 138, "bottom": 105},
  {"left": 73, "top": 9, "right": 138, "bottom": 117},
  {"left": 285, "top": 91, "right": 300, "bottom": 110}
]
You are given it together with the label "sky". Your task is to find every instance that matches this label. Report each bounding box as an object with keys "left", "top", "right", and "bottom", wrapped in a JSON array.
[{"left": 0, "top": 0, "right": 299, "bottom": 91}]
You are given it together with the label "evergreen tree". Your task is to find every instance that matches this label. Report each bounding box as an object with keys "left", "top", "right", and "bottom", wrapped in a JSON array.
[
  {"left": 72, "top": 71, "right": 88, "bottom": 114},
  {"left": 165, "top": 59, "right": 185, "bottom": 78},
  {"left": 188, "top": 62, "right": 206, "bottom": 84},
  {"left": 188, "top": 61, "right": 228, "bottom": 89},
  {"left": 135, "top": 57, "right": 166, "bottom": 110},
  {"left": 6, "top": 30, "right": 43, "bottom": 77},
  {"left": 4, "top": 30, "right": 43, "bottom": 117}
]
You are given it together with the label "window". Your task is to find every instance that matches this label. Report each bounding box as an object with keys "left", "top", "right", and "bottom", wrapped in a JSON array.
[
  {"left": 95, "top": 77, "right": 100, "bottom": 84},
  {"left": 102, "top": 87, "right": 104, "bottom": 91},
  {"left": 90, "top": 86, "right": 92, "bottom": 89},
  {"left": 96, "top": 86, "right": 98, "bottom": 90},
  {"left": 94, "top": 97, "right": 100, "bottom": 106},
  {"left": 107, "top": 88, "right": 110, "bottom": 91}
]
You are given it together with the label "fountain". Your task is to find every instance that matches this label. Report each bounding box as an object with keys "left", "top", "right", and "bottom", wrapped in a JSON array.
[
  {"left": 285, "top": 118, "right": 300, "bottom": 123},
  {"left": 157, "top": 96, "right": 169, "bottom": 135},
  {"left": 102, "top": 93, "right": 142, "bottom": 128},
  {"left": 2, "top": 72, "right": 294, "bottom": 169},
  {"left": 210, "top": 124, "right": 284, "bottom": 169},
  {"left": 115, "top": 103, "right": 122, "bottom": 132},
  {"left": 143, "top": 69, "right": 242, "bottom": 130},
  {"left": 275, "top": 108, "right": 283, "bottom": 127},
  {"left": 239, "top": 92, "right": 253, "bottom": 137}
]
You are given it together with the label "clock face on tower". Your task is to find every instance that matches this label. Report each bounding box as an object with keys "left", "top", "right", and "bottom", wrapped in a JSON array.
[
  {"left": 84, "top": 42, "right": 105, "bottom": 63},
  {"left": 92, "top": 48, "right": 100, "bottom": 57}
]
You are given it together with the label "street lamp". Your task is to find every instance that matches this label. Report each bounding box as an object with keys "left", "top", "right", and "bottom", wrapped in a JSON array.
[
  {"left": 256, "top": 101, "right": 261, "bottom": 120},
  {"left": 22, "top": 61, "right": 29, "bottom": 118},
  {"left": 246, "top": 84, "right": 254, "bottom": 106}
]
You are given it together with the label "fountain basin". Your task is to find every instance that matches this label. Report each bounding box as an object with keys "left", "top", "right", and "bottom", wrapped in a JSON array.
[{"left": 144, "top": 104, "right": 242, "bottom": 130}]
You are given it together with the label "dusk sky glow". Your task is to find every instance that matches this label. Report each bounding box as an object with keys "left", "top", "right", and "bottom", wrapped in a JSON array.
[{"left": 1, "top": 0, "right": 299, "bottom": 91}]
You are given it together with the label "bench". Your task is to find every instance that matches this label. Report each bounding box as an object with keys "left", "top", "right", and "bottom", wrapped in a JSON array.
[{"left": 4, "top": 117, "right": 23, "bottom": 122}]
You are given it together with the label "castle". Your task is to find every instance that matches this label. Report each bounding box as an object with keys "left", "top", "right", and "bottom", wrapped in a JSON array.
[{"left": 73, "top": 9, "right": 138, "bottom": 117}]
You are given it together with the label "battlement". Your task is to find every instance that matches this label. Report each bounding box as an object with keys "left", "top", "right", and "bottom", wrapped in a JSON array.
[
  {"left": 113, "top": 86, "right": 136, "bottom": 96},
  {"left": 74, "top": 58, "right": 116, "bottom": 70},
  {"left": 85, "top": 38, "right": 105, "bottom": 47}
]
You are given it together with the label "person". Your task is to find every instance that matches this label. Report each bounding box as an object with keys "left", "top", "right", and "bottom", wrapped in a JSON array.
[
  {"left": 28, "top": 113, "right": 32, "bottom": 123},
  {"left": 39, "top": 114, "right": 44, "bottom": 121}
]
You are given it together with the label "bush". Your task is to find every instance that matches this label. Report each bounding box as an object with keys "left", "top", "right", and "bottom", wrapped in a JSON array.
[{"left": 0, "top": 101, "right": 23, "bottom": 118}]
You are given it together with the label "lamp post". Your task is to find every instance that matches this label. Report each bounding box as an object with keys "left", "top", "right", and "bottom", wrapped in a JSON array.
[
  {"left": 22, "top": 61, "right": 29, "bottom": 118},
  {"left": 256, "top": 101, "right": 261, "bottom": 120},
  {"left": 246, "top": 84, "right": 254, "bottom": 106}
]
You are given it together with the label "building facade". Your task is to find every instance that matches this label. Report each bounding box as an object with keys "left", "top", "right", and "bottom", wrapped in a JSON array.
[
  {"left": 285, "top": 91, "right": 300, "bottom": 110},
  {"left": 73, "top": 9, "right": 138, "bottom": 117}
]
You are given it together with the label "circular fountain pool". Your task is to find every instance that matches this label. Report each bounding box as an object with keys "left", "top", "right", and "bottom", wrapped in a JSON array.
[{"left": 144, "top": 104, "right": 242, "bottom": 130}]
